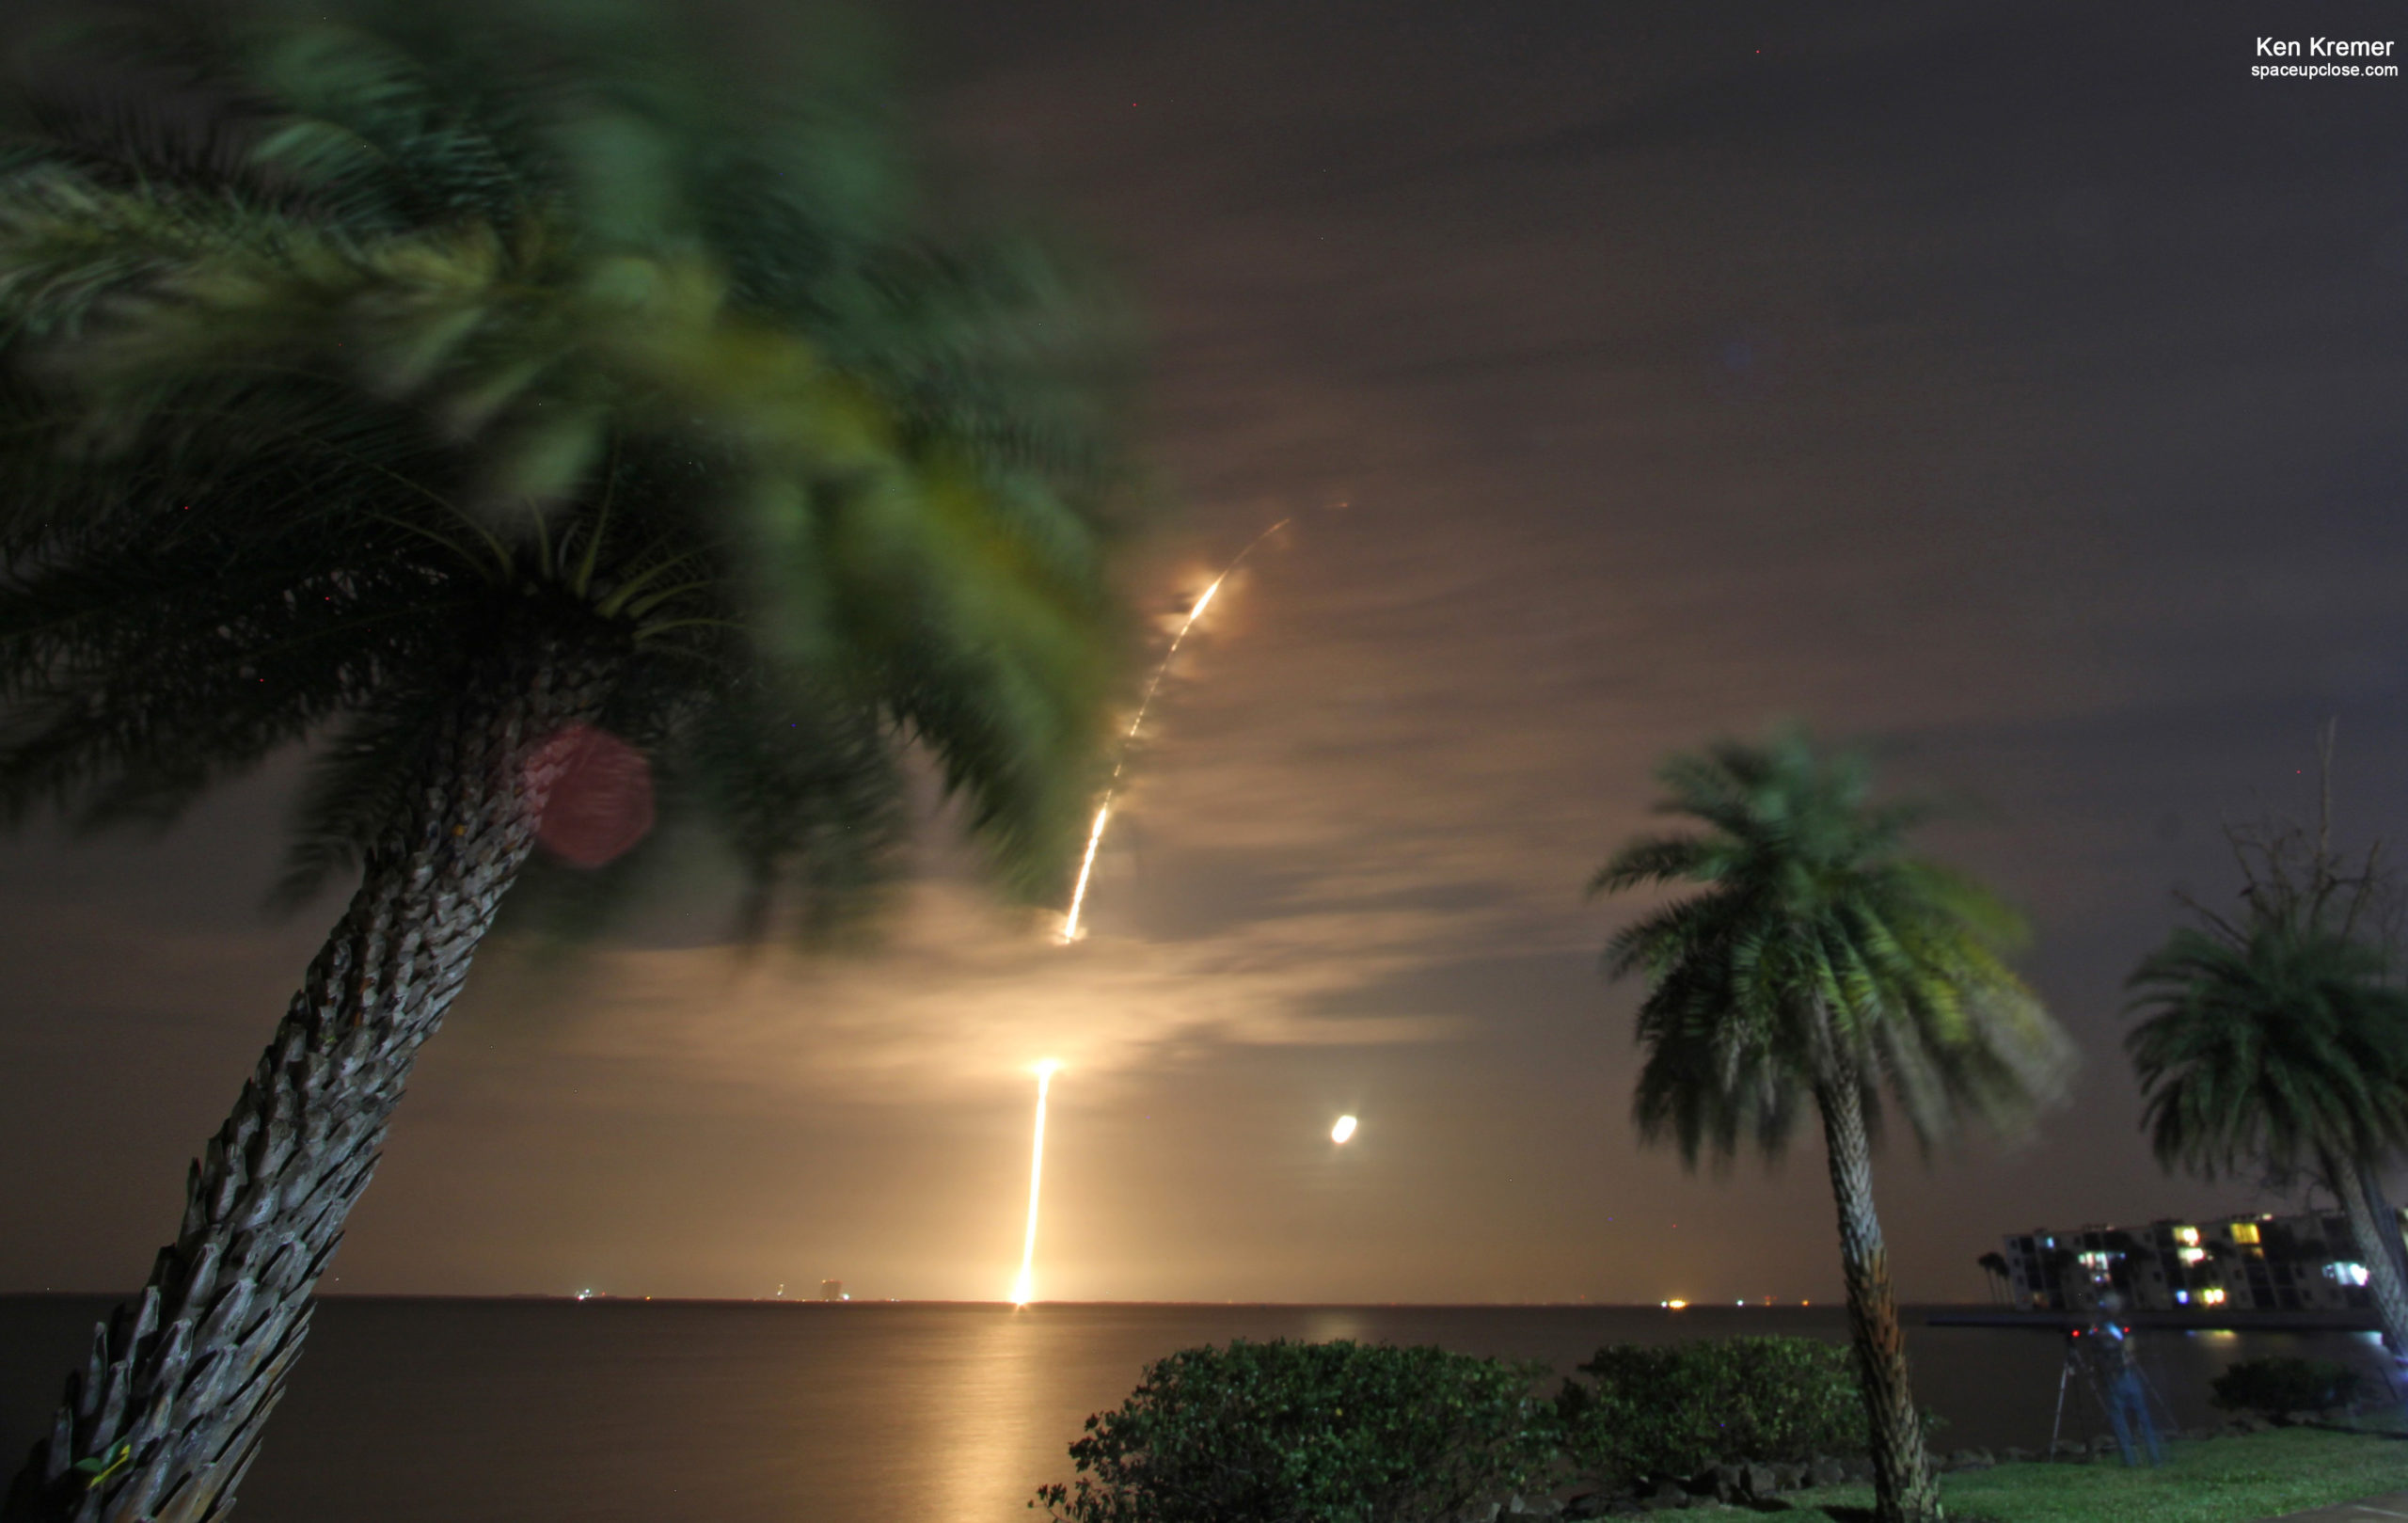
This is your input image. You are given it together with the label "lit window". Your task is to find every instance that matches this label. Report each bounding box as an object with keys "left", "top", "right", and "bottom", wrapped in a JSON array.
[
  {"left": 2202, "top": 1287, "right": 2227, "bottom": 1306},
  {"left": 2229, "top": 1223, "right": 2260, "bottom": 1245},
  {"left": 2173, "top": 1226, "right": 2200, "bottom": 1246},
  {"left": 2178, "top": 1247, "right": 2206, "bottom": 1265},
  {"left": 2175, "top": 1291, "right": 2191, "bottom": 1305},
  {"left": 2325, "top": 1262, "right": 2371, "bottom": 1287}
]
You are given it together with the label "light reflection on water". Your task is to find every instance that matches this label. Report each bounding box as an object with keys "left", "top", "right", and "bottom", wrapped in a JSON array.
[
  {"left": 1, "top": 1298, "right": 2399, "bottom": 1523},
  {"left": 1302, "top": 1309, "right": 1371, "bottom": 1344},
  {"left": 929, "top": 1308, "right": 1053, "bottom": 1521}
]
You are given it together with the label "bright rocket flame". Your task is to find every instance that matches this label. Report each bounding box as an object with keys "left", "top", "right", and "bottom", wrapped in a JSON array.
[
  {"left": 1011, "top": 1061, "right": 1060, "bottom": 1305},
  {"left": 1057, "top": 521, "right": 1289, "bottom": 944},
  {"left": 1056, "top": 581, "right": 1221, "bottom": 944},
  {"left": 1059, "top": 802, "right": 1114, "bottom": 944},
  {"left": 1330, "top": 1115, "right": 1357, "bottom": 1144}
]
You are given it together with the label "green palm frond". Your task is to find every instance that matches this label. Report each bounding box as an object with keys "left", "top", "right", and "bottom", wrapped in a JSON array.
[
  {"left": 0, "top": 0, "right": 1137, "bottom": 938},
  {"left": 1594, "top": 728, "right": 2075, "bottom": 1167},
  {"left": 2126, "top": 915, "right": 2408, "bottom": 1183}
]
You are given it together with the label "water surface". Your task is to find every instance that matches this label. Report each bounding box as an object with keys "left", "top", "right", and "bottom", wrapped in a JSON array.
[{"left": 0, "top": 1298, "right": 2391, "bottom": 1521}]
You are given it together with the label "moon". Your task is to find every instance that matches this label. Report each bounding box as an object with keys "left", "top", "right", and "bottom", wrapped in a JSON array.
[{"left": 1330, "top": 1115, "right": 1358, "bottom": 1144}]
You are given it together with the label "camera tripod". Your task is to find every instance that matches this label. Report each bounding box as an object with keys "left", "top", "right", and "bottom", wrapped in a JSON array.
[
  {"left": 2050, "top": 1326, "right": 2174, "bottom": 1464},
  {"left": 2048, "top": 1337, "right": 2100, "bottom": 1457}
]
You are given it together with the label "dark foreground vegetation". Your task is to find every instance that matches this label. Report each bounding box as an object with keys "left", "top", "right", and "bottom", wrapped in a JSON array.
[
  {"left": 2210, "top": 1357, "right": 2366, "bottom": 1419},
  {"left": 1036, "top": 1337, "right": 2408, "bottom": 1523}
]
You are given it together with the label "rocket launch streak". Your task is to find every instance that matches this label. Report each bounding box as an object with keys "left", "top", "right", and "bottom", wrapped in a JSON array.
[
  {"left": 1011, "top": 1061, "right": 1060, "bottom": 1305},
  {"left": 1057, "top": 521, "right": 1288, "bottom": 944},
  {"left": 1018, "top": 524, "right": 1289, "bottom": 1303}
]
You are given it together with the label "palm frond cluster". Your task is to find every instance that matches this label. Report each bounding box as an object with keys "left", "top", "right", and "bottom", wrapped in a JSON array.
[
  {"left": 0, "top": 0, "right": 1135, "bottom": 928},
  {"left": 1593, "top": 731, "right": 2072, "bottom": 1165},
  {"left": 2128, "top": 849, "right": 2408, "bottom": 1184}
]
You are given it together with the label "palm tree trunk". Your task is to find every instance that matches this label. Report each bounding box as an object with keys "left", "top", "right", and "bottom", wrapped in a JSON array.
[
  {"left": 6, "top": 619, "right": 619, "bottom": 1523},
  {"left": 1817, "top": 1077, "right": 1939, "bottom": 1523},
  {"left": 2357, "top": 1168, "right": 2408, "bottom": 1305},
  {"left": 2332, "top": 1152, "right": 2408, "bottom": 1361}
]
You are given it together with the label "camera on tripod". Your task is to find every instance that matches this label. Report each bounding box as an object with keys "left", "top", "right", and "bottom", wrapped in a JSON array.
[{"left": 2050, "top": 1295, "right": 2166, "bottom": 1467}]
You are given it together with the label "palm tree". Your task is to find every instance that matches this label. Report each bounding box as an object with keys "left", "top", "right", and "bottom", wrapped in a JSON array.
[
  {"left": 0, "top": 5, "right": 1133, "bottom": 1519},
  {"left": 1592, "top": 732, "right": 2073, "bottom": 1523},
  {"left": 1975, "top": 1250, "right": 2011, "bottom": 1306},
  {"left": 2126, "top": 913, "right": 2408, "bottom": 1354}
]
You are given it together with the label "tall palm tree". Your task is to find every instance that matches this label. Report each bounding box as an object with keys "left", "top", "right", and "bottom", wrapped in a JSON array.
[
  {"left": 1592, "top": 733, "right": 2072, "bottom": 1523},
  {"left": 0, "top": 5, "right": 1134, "bottom": 1519},
  {"left": 2127, "top": 913, "right": 2408, "bottom": 1354}
]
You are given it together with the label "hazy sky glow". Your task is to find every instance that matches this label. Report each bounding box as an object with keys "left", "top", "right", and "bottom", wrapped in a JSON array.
[{"left": 9, "top": 0, "right": 2408, "bottom": 1305}]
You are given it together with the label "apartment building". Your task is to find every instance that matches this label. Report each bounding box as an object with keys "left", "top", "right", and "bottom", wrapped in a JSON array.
[{"left": 1998, "top": 1209, "right": 2398, "bottom": 1313}]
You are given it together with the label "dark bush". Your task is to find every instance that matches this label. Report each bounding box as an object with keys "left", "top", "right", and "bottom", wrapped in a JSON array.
[
  {"left": 2210, "top": 1356, "right": 2363, "bottom": 1415},
  {"left": 1033, "top": 1339, "right": 1558, "bottom": 1523},
  {"left": 1555, "top": 1337, "right": 1867, "bottom": 1489}
]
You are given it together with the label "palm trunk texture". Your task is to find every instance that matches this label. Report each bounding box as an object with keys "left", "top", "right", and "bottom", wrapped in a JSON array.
[
  {"left": 2335, "top": 1154, "right": 2408, "bottom": 1361},
  {"left": 1817, "top": 1079, "right": 1940, "bottom": 1523},
  {"left": 2355, "top": 1169, "right": 2408, "bottom": 1317},
  {"left": 6, "top": 623, "right": 617, "bottom": 1523}
]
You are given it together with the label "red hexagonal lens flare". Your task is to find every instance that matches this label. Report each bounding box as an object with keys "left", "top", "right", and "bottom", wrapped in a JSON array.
[{"left": 528, "top": 722, "right": 655, "bottom": 867}]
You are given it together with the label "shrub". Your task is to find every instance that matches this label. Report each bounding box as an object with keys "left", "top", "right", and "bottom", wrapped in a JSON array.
[
  {"left": 1033, "top": 1339, "right": 1559, "bottom": 1523},
  {"left": 1555, "top": 1337, "right": 1867, "bottom": 1489},
  {"left": 2210, "top": 1356, "right": 2364, "bottom": 1415}
]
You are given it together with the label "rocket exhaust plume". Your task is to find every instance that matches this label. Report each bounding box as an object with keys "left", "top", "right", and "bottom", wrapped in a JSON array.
[
  {"left": 1011, "top": 1061, "right": 1061, "bottom": 1305},
  {"left": 1058, "top": 519, "right": 1291, "bottom": 943}
]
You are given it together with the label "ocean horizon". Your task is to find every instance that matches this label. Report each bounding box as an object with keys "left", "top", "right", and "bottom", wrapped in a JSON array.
[{"left": 4, "top": 1295, "right": 2394, "bottom": 1521}]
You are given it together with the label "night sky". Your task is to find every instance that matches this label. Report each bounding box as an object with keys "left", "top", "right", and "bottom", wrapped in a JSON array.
[{"left": 8, "top": 0, "right": 2408, "bottom": 1306}]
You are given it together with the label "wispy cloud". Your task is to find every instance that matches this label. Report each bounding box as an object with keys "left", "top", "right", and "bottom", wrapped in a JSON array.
[{"left": 477, "top": 880, "right": 1499, "bottom": 1106}]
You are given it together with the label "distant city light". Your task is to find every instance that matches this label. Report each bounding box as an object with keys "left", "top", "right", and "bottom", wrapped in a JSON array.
[
  {"left": 1331, "top": 1115, "right": 1358, "bottom": 1144},
  {"left": 1662, "top": 1299, "right": 1688, "bottom": 1309}
]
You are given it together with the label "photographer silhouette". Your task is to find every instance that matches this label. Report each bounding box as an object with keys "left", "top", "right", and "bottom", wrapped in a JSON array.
[{"left": 2085, "top": 1293, "right": 2165, "bottom": 1467}]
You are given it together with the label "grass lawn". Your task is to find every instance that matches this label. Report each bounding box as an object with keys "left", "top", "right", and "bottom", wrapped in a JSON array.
[{"left": 1770, "top": 1428, "right": 2408, "bottom": 1523}]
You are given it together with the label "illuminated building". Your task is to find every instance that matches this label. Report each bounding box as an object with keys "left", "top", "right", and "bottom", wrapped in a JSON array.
[{"left": 1998, "top": 1208, "right": 2400, "bottom": 1314}]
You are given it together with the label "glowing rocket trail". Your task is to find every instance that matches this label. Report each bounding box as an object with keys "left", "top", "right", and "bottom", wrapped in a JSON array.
[
  {"left": 1011, "top": 1060, "right": 1060, "bottom": 1306},
  {"left": 1057, "top": 519, "right": 1291, "bottom": 944}
]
